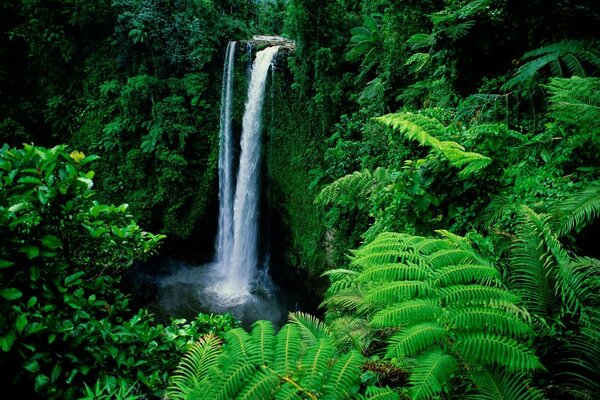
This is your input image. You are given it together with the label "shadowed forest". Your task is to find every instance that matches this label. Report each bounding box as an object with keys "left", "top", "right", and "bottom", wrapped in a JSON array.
[{"left": 1, "top": 1, "right": 599, "bottom": 399}]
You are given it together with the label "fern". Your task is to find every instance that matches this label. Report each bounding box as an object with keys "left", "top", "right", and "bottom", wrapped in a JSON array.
[
  {"left": 504, "top": 40, "right": 600, "bottom": 90},
  {"left": 466, "top": 368, "right": 544, "bottom": 400},
  {"left": 324, "top": 231, "right": 541, "bottom": 399},
  {"left": 409, "top": 349, "right": 458, "bottom": 399},
  {"left": 546, "top": 77, "right": 600, "bottom": 137},
  {"left": 167, "top": 316, "right": 367, "bottom": 400},
  {"left": 167, "top": 334, "right": 222, "bottom": 400},
  {"left": 550, "top": 183, "right": 600, "bottom": 237},
  {"left": 321, "top": 350, "right": 364, "bottom": 400},
  {"left": 315, "top": 167, "right": 395, "bottom": 207},
  {"left": 374, "top": 112, "right": 491, "bottom": 178},
  {"left": 273, "top": 324, "right": 302, "bottom": 376}
]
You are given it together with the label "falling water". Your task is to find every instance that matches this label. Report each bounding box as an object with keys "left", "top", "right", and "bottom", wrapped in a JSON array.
[
  {"left": 216, "top": 41, "right": 236, "bottom": 271},
  {"left": 220, "top": 45, "right": 280, "bottom": 296},
  {"left": 152, "top": 43, "right": 293, "bottom": 326}
]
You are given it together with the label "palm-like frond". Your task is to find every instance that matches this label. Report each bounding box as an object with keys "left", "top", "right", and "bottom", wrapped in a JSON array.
[
  {"left": 236, "top": 369, "right": 280, "bottom": 400},
  {"left": 315, "top": 167, "right": 395, "bottom": 207},
  {"left": 364, "top": 386, "right": 400, "bottom": 399},
  {"left": 288, "top": 312, "right": 330, "bottom": 346},
  {"left": 546, "top": 77, "right": 600, "bottom": 136},
  {"left": 250, "top": 320, "right": 276, "bottom": 366},
  {"left": 299, "top": 338, "right": 336, "bottom": 391}
]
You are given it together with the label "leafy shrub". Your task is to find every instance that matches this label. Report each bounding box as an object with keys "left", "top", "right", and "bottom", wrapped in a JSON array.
[{"left": 0, "top": 144, "right": 234, "bottom": 398}]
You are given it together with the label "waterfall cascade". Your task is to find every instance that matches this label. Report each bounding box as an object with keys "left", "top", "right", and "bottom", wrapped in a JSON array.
[
  {"left": 155, "top": 40, "right": 294, "bottom": 327},
  {"left": 215, "top": 45, "right": 281, "bottom": 299}
]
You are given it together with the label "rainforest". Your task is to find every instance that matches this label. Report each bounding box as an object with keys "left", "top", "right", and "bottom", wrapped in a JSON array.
[{"left": 1, "top": 0, "right": 599, "bottom": 399}]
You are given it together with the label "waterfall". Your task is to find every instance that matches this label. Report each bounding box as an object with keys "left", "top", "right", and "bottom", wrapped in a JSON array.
[
  {"left": 218, "top": 45, "right": 280, "bottom": 297},
  {"left": 216, "top": 41, "right": 236, "bottom": 271}
]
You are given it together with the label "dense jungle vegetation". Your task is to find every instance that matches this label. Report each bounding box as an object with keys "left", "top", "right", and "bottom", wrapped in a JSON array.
[{"left": 1, "top": 0, "right": 599, "bottom": 398}]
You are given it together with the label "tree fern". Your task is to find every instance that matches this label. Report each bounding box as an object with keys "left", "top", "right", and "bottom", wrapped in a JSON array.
[
  {"left": 324, "top": 231, "right": 540, "bottom": 399},
  {"left": 322, "top": 350, "right": 364, "bottom": 400},
  {"left": 503, "top": 40, "right": 600, "bottom": 90},
  {"left": 409, "top": 349, "right": 458, "bottom": 400},
  {"left": 549, "top": 182, "right": 600, "bottom": 237},
  {"left": 167, "top": 316, "right": 367, "bottom": 400},
  {"left": 546, "top": 76, "right": 600, "bottom": 137},
  {"left": 167, "top": 334, "right": 222, "bottom": 400},
  {"left": 466, "top": 368, "right": 544, "bottom": 400},
  {"left": 374, "top": 112, "right": 491, "bottom": 178},
  {"left": 273, "top": 324, "right": 302, "bottom": 376}
]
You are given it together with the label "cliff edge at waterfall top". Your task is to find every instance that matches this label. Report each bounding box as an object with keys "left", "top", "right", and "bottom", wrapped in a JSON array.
[{"left": 250, "top": 35, "right": 295, "bottom": 50}]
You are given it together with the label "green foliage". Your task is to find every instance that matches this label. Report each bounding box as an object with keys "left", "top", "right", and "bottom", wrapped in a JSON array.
[
  {"left": 504, "top": 41, "right": 600, "bottom": 90},
  {"left": 374, "top": 112, "right": 491, "bottom": 178},
  {"left": 0, "top": 144, "right": 237, "bottom": 398},
  {"left": 546, "top": 76, "right": 600, "bottom": 138},
  {"left": 324, "top": 231, "right": 542, "bottom": 399},
  {"left": 167, "top": 313, "right": 366, "bottom": 400}
]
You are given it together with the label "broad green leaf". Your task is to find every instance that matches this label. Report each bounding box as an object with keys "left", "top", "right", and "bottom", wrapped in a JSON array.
[
  {"left": 16, "top": 314, "right": 28, "bottom": 334},
  {"left": 21, "top": 245, "right": 39, "bottom": 259},
  {"left": 0, "top": 259, "right": 14, "bottom": 269},
  {"left": 0, "top": 332, "right": 16, "bottom": 351},
  {"left": 41, "top": 234, "right": 61, "bottom": 249},
  {"left": 0, "top": 288, "right": 23, "bottom": 300},
  {"left": 8, "top": 202, "right": 29, "bottom": 213}
]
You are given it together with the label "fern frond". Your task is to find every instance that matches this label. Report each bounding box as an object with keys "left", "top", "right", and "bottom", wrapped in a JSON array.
[
  {"left": 429, "top": 249, "right": 476, "bottom": 270},
  {"left": 454, "top": 334, "right": 542, "bottom": 371},
  {"left": 322, "top": 350, "right": 364, "bottom": 400},
  {"left": 546, "top": 76, "right": 600, "bottom": 135},
  {"left": 550, "top": 183, "right": 600, "bottom": 237},
  {"left": 274, "top": 384, "right": 302, "bottom": 400},
  {"left": 236, "top": 368, "right": 280, "bottom": 400},
  {"left": 440, "top": 285, "right": 520, "bottom": 306},
  {"left": 466, "top": 368, "right": 544, "bottom": 400},
  {"left": 209, "top": 361, "right": 255, "bottom": 400},
  {"left": 224, "top": 328, "right": 252, "bottom": 361},
  {"left": 365, "top": 386, "right": 400, "bottom": 400},
  {"left": 371, "top": 299, "right": 442, "bottom": 328},
  {"left": 321, "top": 287, "right": 371, "bottom": 315},
  {"left": 353, "top": 251, "right": 425, "bottom": 269},
  {"left": 505, "top": 41, "right": 600, "bottom": 90},
  {"left": 167, "top": 334, "right": 222, "bottom": 400},
  {"left": 374, "top": 112, "right": 445, "bottom": 148},
  {"left": 288, "top": 312, "right": 330, "bottom": 346},
  {"left": 374, "top": 112, "right": 491, "bottom": 177},
  {"left": 250, "top": 320, "right": 276, "bottom": 367},
  {"left": 299, "top": 338, "right": 336, "bottom": 391},
  {"left": 433, "top": 264, "right": 501, "bottom": 287},
  {"left": 364, "top": 281, "right": 433, "bottom": 304},
  {"left": 448, "top": 307, "right": 532, "bottom": 337},
  {"left": 358, "top": 263, "right": 429, "bottom": 283},
  {"left": 409, "top": 349, "right": 458, "bottom": 400},
  {"left": 386, "top": 323, "right": 446, "bottom": 358},
  {"left": 406, "top": 33, "right": 433, "bottom": 50},
  {"left": 273, "top": 324, "right": 302, "bottom": 376},
  {"left": 328, "top": 316, "right": 373, "bottom": 353}
]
